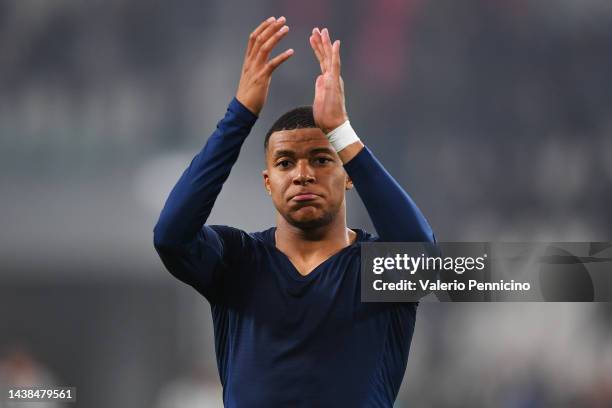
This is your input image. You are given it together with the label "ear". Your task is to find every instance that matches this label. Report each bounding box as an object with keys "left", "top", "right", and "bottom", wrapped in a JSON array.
[
  {"left": 262, "top": 169, "right": 272, "bottom": 195},
  {"left": 345, "top": 175, "right": 353, "bottom": 191}
]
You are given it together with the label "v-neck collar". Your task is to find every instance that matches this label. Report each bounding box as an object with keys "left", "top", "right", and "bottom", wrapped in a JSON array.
[{"left": 266, "top": 227, "right": 364, "bottom": 281}]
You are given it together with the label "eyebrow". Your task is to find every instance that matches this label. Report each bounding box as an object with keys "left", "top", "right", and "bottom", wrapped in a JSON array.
[
  {"left": 272, "top": 147, "right": 336, "bottom": 160},
  {"left": 272, "top": 149, "right": 296, "bottom": 160},
  {"left": 309, "top": 147, "right": 336, "bottom": 156}
]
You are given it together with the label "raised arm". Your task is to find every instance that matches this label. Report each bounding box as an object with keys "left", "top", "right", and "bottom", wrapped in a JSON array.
[
  {"left": 153, "top": 17, "right": 294, "bottom": 299},
  {"left": 309, "top": 28, "right": 435, "bottom": 243}
]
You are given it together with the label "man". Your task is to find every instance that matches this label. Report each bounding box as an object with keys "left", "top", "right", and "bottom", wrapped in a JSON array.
[{"left": 153, "top": 16, "right": 435, "bottom": 407}]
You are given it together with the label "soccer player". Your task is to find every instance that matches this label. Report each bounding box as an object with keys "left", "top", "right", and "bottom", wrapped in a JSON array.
[{"left": 153, "top": 16, "right": 435, "bottom": 407}]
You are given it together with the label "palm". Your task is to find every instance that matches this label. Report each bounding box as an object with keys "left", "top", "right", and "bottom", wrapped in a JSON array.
[
  {"left": 309, "top": 28, "right": 347, "bottom": 134},
  {"left": 235, "top": 17, "right": 294, "bottom": 115},
  {"left": 313, "top": 74, "right": 337, "bottom": 127}
]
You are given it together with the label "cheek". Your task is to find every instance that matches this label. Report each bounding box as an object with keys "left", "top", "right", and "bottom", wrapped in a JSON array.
[
  {"left": 268, "top": 174, "right": 289, "bottom": 197},
  {"left": 331, "top": 172, "right": 348, "bottom": 190},
  {"left": 325, "top": 173, "right": 348, "bottom": 203}
]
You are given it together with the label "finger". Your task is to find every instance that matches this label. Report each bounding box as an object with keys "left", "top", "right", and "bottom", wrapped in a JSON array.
[
  {"left": 247, "top": 17, "right": 276, "bottom": 58},
  {"left": 331, "top": 40, "right": 341, "bottom": 77},
  {"left": 309, "top": 32, "right": 326, "bottom": 73},
  {"left": 251, "top": 16, "right": 287, "bottom": 59},
  {"left": 257, "top": 24, "right": 290, "bottom": 63},
  {"left": 321, "top": 28, "right": 333, "bottom": 72},
  {"left": 265, "top": 48, "right": 294, "bottom": 73},
  {"left": 312, "top": 28, "right": 328, "bottom": 73},
  {"left": 310, "top": 37, "right": 325, "bottom": 74},
  {"left": 313, "top": 28, "right": 327, "bottom": 68}
]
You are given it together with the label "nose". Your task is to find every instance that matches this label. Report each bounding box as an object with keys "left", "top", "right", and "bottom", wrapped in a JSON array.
[{"left": 292, "top": 160, "right": 315, "bottom": 185}]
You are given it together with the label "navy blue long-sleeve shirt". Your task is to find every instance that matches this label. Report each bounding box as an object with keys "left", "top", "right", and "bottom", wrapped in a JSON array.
[{"left": 153, "top": 98, "right": 435, "bottom": 407}]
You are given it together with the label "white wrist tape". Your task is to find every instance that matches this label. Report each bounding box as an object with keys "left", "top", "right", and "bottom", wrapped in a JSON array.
[{"left": 326, "top": 120, "right": 360, "bottom": 152}]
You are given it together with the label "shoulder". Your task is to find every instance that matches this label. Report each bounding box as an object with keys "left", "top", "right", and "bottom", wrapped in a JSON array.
[
  {"left": 352, "top": 228, "right": 379, "bottom": 244},
  {"left": 204, "top": 225, "right": 275, "bottom": 248},
  {"left": 247, "top": 226, "right": 276, "bottom": 246}
]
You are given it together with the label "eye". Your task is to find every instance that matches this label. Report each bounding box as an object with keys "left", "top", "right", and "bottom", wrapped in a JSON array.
[
  {"left": 314, "top": 157, "right": 333, "bottom": 165},
  {"left": 276, "top": 159, "right": 292, "bottom": 168}
]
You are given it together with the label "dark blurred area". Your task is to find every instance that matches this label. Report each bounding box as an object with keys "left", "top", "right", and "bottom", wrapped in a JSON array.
[{"left": 1, "top": 0, "right": 611, "bottom": 407}]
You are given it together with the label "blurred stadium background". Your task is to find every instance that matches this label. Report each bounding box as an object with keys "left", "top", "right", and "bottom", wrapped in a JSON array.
[{"left": 1, "top": 0, "right": 611, "bottom": 407}]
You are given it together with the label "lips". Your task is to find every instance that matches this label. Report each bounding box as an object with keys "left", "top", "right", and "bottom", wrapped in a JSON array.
[
  {"left": 290, "top": 192, "right": 321, "bottom": 202},
  {"left": 292, "top": 193, "right": 319, "bottom": 201}
]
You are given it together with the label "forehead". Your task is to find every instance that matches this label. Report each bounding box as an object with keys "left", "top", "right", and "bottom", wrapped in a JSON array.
[{"left": 267, "top": 127, "right": 331, "bottom": 154}]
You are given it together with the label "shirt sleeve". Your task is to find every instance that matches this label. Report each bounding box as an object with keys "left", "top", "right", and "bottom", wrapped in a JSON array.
[
  {"left": 153, "top": 98, "right": 257, "bottom": 303},
  {"left": 343, "top": 146, "right": 436, "bottom": 243}
]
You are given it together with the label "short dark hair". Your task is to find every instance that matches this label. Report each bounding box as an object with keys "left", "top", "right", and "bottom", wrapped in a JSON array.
[{"left": 264, "top": 106, "right": 316, "bottom": 150}]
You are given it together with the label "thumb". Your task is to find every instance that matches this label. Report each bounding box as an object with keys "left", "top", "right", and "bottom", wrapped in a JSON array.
[{"left": 316, "top": 75, "right": 324, "bottom": 88}]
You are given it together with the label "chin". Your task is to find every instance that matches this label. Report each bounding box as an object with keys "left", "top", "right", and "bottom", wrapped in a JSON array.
[{"left": 285, "top": 210, "right": 334, "bottom": 230}]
